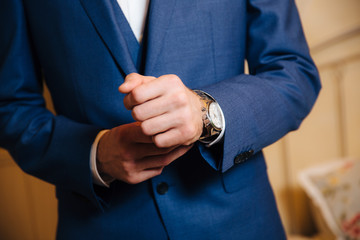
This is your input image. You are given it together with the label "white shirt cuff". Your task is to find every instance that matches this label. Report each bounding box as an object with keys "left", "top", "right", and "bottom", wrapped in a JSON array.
[{"left": 90, "top": 129, "right": 112, "bottom": 188}]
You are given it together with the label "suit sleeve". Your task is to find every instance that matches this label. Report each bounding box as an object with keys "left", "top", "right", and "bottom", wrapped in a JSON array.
[
  {"left": 199, "top": 0, "right": 321, "bottom": 172},
  {"left": 0, "top": 0, "right": 106, "bottom": 211}
]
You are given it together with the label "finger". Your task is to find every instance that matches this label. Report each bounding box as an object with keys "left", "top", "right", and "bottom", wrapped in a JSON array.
[
  {"left": 140, "top": 112, "right": 176, "bottom": 136},
  {"left": 153, "top": 128, "right": 197, "bottom": 148},
  {"left": 140, "top": 104, "right": 195, "bottom": 137},
  {"left": 140, "top": 145, "right": 193, "bottom": 170},
  {"left": 119, "top": 167, "right": 164, "bottom": 185},
  {"left": 119, "top": 73, "right": 156, "bottom": 94},
  {"left": 131, "top": 96, "right": 170, "bottom": 121},
  {"left": 131, "top": 90, "right": 189, "bottom": 121},
  {"left": 130, "top": 143, "right": 177, "bottom": 160},
  {"left": 125, "top": 122, "right": 153, "bottom": 143},
  {"left": 123, "top": 76, "right": 171, "bottom": 110}
]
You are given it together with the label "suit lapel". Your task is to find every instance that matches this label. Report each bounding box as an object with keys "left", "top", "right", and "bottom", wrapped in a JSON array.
[
  {"left": 144, "top": 0, "right": 177, "bottom": 75},
  {"left": 79, "top": 0, "right": 137, "bottom": 76}
]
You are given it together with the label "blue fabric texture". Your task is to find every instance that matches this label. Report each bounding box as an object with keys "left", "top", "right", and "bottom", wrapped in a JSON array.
[{"left": 0, "top": 0, "right": 320, "bottom": 239}]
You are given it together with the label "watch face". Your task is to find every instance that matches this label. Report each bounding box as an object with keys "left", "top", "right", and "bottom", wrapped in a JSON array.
[{"left": 209, "top": 102, "right": 223, "bottom": 129}]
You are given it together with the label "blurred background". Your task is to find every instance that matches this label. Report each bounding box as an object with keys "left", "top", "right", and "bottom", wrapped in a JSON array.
[{"left": 0, "top": 0, "right": 359, "bottom": 239}]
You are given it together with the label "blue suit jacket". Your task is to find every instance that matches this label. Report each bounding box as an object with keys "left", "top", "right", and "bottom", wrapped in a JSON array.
[{"left": 0, "top": 0, "right": 320, "bottom": 239}]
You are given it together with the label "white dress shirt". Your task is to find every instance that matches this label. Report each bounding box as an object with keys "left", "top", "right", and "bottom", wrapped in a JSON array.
[{"left": 117, "top": 0, "right": 150, "bottom": 42}]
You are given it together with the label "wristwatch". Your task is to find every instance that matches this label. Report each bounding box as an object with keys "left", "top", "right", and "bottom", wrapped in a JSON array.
[{"left": 193, "top": 90, "right": 225, "bottom": 146}]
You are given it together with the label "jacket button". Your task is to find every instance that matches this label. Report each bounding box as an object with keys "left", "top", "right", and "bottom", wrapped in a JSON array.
[
  {"left": 234, "top": 150, "right": 254, "bottom": 165},
  {"left": 156, "top": 182, "right": 169, "bottom": 195}
]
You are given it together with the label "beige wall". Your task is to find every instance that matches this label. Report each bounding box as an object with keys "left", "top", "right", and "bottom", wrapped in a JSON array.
[
  {"left": 0, "top": 151, "right": 57, "bottom": 240},
  {"left": 266, "top": 0, "right": 360, "bottom": 237},
  {"left": 0, "top": 0, "right": 359, "bottom": 239},
  {"left": 0, "top": 85, "right": 57, "bottom": 239}
]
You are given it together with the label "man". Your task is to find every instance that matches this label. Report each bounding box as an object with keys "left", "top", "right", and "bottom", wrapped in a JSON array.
[{"left": 0, "top": 0, "right": 321, "bottom": 239}]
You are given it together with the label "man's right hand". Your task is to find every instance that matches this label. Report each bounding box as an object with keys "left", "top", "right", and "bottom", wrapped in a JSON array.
[{"left": 96, "top": 122, "right": 192, "bottom": 184}]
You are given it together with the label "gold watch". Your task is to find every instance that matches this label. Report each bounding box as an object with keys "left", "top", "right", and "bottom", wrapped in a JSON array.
[{"left": 193, "top": 90, "right": 224, "bottom": 145}]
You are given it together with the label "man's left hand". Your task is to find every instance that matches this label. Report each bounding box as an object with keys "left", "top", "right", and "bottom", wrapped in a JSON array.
[{"left": 119, "top": 73, "right": 203, "bottom": 148}]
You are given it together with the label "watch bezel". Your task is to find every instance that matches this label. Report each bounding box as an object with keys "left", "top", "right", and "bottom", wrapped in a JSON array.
[
  {"left": 193, "top": 90, "right": 224, "bottom": 145},
  {"left": 208, "top": 101, "right": 223, "bottom": 130}
]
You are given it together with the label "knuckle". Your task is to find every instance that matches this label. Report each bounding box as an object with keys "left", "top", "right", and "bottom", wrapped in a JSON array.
[
  {"left": 172, "top": 90, "right": 186, "bottom": 103},
  {"left": 167, "top": 74, "right": 178, "bottom": 82},
  {"left": 123, "top": 170, "right": 141, "bottom": 184},
  {"left": 131, "top": 87, "right": 143, "bottom": 103},
  {"left": 125, "top": 175, "right": 139, "bottom": 185},
  {"left": 125, "top": 73, "right": 137, "bottom": 82},
  {"left": 181, "top": 124, "right": 196, "bottom": 139},
  {"left": 182, "top": 108, "right": 192, "bottom": 121},
  {"left": 154, "top": 140, "right": 164, "bottom": 148},
  {"left": 121, "top": 151, "right": 132, "bottom": 162},
  {"left": 122, "top": 159, "right": 137, "bottom": 173},
  {"left": 122, "top": 162, "right": 133, "bottom": 174},
  {"left": 153, "top": 136, "right": 167, "bottom": 148},
  {"left": 166, "top": 74, "right": 182, "bottom": 88},
  {"left": 172, "top": 74, "right": 182, "bottom": 83},
  {"left": 132, "top": 106, "right": 144, "bottom": 121},
  {"left": 140, "top": 122, "right": 152, "bottom": 136},
  {"left": 176, "top": 111, "right": 191, "bottom": 127}
]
